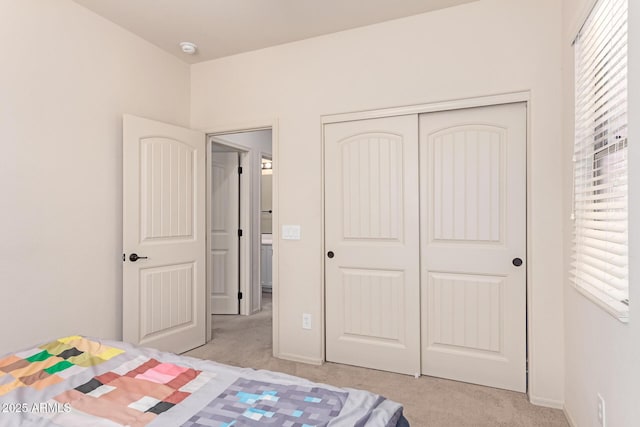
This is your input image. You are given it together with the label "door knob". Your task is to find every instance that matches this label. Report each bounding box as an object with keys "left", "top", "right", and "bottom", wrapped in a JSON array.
[
  {"left": 129, "top": 253, "right": 148, "bottom": 262},
  {"left": 327, "top": 251, "right": 335, "bottom": 259},
  {"left": 512, "top": 257, "right": 523, "bottom": 267}
]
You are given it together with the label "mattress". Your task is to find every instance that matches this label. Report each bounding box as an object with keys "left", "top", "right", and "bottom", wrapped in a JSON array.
[{"left": 0, "top": 336, "right": 408, "bottom": 426}]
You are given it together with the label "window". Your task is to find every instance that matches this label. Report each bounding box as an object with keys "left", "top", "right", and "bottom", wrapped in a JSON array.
[{"left": 573, "top": 0, "right": 628, "bottom": 321}]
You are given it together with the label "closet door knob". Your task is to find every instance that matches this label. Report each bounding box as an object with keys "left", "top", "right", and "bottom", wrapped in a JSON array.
[
  {"left": 327, "top": 251, "right": 335, "bottom": 259},
  {"left": 512, "top": 257, "right": 523, "bottom": 267}
]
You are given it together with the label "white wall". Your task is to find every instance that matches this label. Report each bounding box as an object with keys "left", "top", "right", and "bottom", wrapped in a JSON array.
[
  {"left": 0, "top": 1, "right": 190, "bottom": 354},
  {"left": 562, "top": 1, "right": 640, "bottom": 426},
  {"left": 191, "top": 0, "right": 565, "bottom": 404}
]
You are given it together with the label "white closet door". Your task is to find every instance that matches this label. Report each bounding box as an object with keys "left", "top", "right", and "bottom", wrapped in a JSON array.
[
  {"left": 420, "top": 103, "right": 527, "bottom": 392},
  {"left": 325, "top": 115, "right": 420, "bottom": 376}
]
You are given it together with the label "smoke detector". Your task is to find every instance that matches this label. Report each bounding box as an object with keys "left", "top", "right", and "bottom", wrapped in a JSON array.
[{"left": 179, "top": 42, "right": 197, "bottom": 55}]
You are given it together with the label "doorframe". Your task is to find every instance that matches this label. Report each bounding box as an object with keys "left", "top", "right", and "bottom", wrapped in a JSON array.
[
  {"left": 203, "top": 119, "right": 280, "bottom": 356},
  {"left": 320, "top": 91, "right": 531, "bottom": 390},
  {"left": 208, "top": 140, "right": 249, "bottom": 317}
]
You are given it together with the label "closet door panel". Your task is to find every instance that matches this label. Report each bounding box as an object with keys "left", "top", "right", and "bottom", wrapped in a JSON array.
[
  {"left": 420, "top": 103, "right": 527, "bottom": 392},
  {"left": 324, "top": 115, "right": 420, "bottom": 376}
]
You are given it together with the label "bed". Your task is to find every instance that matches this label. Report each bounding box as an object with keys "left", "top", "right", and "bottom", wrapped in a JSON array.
[{"left": 0, "top": 336, "right": 409, "bottom": 426}]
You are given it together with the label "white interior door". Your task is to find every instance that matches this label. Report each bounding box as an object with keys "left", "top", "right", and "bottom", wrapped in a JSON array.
[
  {"left": 325, "top": 115, "right": 421, "bottom": 376},
  {"left": 210, "top": 151, "right": 240, "bottom": 314},
  {"left": 123, "top": 115, "right": 206, "bottom": 354},
  {"left": 419, "top": 103, "right": 527, "bottom": 392}
]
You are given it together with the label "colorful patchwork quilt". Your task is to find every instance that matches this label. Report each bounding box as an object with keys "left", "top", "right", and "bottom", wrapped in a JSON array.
[{"left": 0, "top": 337, "right": 407, "bottom": 426}]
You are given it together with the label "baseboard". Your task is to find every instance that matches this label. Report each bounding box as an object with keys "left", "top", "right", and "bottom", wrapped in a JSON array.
[
  {"left": 563, "top": 406, "right": 577, "bottom": 427},
  {"left": 528, "top": 395, "right": 565, "bottom": 409},
  {"left": 276, "top": 352, "right": 324, "bottom": 366}
]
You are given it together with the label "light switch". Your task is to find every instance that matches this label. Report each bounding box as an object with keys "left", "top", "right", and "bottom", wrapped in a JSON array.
[
  {"left": 282, "top": 225, "right": 301, "bottom": 240},
  {"left": 302, "top": 313, "right": 312, "bottom": 330}
]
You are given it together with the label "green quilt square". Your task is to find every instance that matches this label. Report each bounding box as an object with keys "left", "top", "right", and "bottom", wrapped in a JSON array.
[
  {"left": 44, "top": 360, "right": 73, "bottom": 374},
  {"left": 26, "top": 350, "right": 53, "bottom": 363}
]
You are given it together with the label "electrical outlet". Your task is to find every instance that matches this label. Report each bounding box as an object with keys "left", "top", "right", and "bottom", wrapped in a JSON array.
[
  {"left": 597, "top": 393, "right": 605, "bottom": 427},
  {"left": 302, "top": 313, "right": 312, "bottom": 330}
]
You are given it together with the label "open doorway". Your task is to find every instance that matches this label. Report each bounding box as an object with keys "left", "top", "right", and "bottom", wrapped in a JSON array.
[
  {"left": 260, "top": 156, "right": 273, "bottom": 308},
  {"left": 207, "top": 129, "right": 273, "bottom": 328}
]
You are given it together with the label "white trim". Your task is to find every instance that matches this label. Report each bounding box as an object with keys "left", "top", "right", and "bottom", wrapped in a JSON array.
[
  {"left": 563, "top": 406, "right": 578, "bottom": 427},
  {"left": 321, "top": 91, "right": 530, "bottom": 125},
  {"left": 278, "top": 353, "right": 324, "bottom": 366},
  {"left": 209, "top": 136, "right": 252, "bottom": 153},
  {"left": 567, "top": 0, "right": 599, "bottom": 45},
  {"left": 205, "top": 139, "right": 212, "bottom": 341},
  {"left": 200, "top": 119, "right": 275, "bottom": 136},
  {"left": 571, "top": 283, "right": 629, "bottom": 323},
  {"left": 320, "top": 121, "right": 326, "bottom": 362},
  {"left": 524, "top": 99, "right": 535, "bottom": 400},
  {"left": 528, "top": 395, "right": 565, "bottom": 409}
]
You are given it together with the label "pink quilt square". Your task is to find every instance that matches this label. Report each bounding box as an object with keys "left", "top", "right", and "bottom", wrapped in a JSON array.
[{"left": 152, "top": 363, "right": 188, "bottom": 377}]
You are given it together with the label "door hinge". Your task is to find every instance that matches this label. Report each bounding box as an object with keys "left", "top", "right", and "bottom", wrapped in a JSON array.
[
  {"left": 238, "top": 166, "right": 243, "bottom": 174},
  {"left": 238, "top": 291, "right": 243, "bottom": 300},
  {"left": 238, "top": 229, "right": 243, "bottom": 237}
]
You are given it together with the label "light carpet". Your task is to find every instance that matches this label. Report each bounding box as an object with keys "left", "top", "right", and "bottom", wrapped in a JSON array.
[{"left": 185, "top": 293, "right": 568, "bottom": 427}]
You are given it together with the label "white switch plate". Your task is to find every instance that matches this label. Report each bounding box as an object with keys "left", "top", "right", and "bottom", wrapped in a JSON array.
[
  {"left": 302, "top": 313, "right": 312, "bottom": 330},
  {"left": 282, "top": 225, "right": 301, "bottom": 240}
]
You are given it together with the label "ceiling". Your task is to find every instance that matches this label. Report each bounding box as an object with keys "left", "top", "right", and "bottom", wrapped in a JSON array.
[{"left": 72, "top": 0, "right": 478, "bottom": 64}]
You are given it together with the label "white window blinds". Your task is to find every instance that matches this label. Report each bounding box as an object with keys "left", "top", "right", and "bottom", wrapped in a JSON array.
[{"left": 573, "top": 0, "right": 628, "bottom": 321}]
